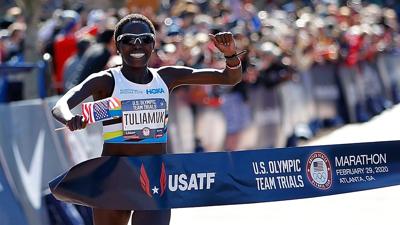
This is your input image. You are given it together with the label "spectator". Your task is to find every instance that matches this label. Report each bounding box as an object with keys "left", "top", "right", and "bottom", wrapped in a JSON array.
[
  {"left": 52, "top": 10, "right": 81, "bottom": 92},
  {"left": 219, "top": 31, "right": 254, "bottom": 151},
  {"left": 0, "top": 30, "right": 9, "bottom": 63},
  {"left": 63, "top": 35, "right": 92, "bottom": 91},
  {"left": 3, "top": 22, "right": 26, "bottom": 62},
  {"left": 257, "top": 42, "right": 293, "bottom": 88},
  {"left": 75, "top": 24, "right": 117, "bottom": 84}
]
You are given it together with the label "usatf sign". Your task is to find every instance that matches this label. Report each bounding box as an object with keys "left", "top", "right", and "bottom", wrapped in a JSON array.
[
  {"left": 168, "top": 172, "right": 216, "bottom": 191},
  {"left": 140, "top": 162, "right": 216, "bottom": 197},
  {"left": 50, "top": 140, "right": 400, "bottom": 210}
]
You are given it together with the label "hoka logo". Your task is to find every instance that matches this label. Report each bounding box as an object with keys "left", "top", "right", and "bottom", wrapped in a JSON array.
[{"left": 146, "top": 88, "right": 165, "bottom": 94}]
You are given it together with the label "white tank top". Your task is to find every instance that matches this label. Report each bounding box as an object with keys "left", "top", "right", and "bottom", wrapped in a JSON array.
[{"left": 103, "top": 66, "right": 169, "bottom": 144}]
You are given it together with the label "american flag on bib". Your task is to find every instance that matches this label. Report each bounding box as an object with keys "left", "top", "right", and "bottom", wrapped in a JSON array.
[
  {"left": 109, "top": 97, "right": 121, "bottom": 110},
  {"left": 82, "top": 97, "right": 122, "bottom": 124}
]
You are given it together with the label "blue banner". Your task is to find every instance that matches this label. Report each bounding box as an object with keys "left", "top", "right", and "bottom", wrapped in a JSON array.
[{"left": 50, "top": 140, "right": 400, "bottom": 210}]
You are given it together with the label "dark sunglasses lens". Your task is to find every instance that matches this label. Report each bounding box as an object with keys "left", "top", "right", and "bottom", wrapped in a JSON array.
[
  {"left": 120, "top": 36, "right": 134, "bottom": 44},
  {"left": 141, "top": 35, "right": 154, "bottom": 44},
  {"left": 119, "top": 35, "right": 154, "bottom": 45}
]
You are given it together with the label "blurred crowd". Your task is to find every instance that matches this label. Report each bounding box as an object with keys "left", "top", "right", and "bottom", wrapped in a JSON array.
[
  {"left": 1, "top": 0, "right": 400, "bottom": 152},
  {"left": 0, "top": 6, "right": 26, "bottom": 63}
]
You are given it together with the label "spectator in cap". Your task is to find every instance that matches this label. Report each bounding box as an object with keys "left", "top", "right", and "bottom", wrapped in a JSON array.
[
  {"left": 3, "top": 22, "right": 26, "bottom": 62},
  {"left": 257, "top": 41, "right": 294, "bottom": 88},
  {"left": 52, "top": 10, "right": 82, "bottom": 92},
  {"left": 75, "top": 26, "right": 117, "bottom": 84}
]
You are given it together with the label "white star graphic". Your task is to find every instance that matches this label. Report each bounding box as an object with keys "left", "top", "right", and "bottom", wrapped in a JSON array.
[{"left": 152, "top": 186, "right": 159, "bottom": 194}]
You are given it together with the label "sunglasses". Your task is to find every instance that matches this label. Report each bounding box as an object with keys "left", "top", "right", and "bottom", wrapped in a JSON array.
[{"left": 116, "top": 33, "right": 155, "bottom": 45}]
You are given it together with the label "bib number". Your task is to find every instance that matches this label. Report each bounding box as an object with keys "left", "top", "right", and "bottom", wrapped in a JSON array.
[{"left": 121, "top": 99, "right": 167, "bottom": 139}]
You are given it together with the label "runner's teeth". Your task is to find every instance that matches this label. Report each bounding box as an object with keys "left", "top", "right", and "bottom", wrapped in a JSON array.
[{"left": 130, "top": 53, "right": 145, "bottom": 58}]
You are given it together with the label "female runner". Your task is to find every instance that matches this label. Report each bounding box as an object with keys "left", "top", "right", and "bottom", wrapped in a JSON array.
[{"left": 52, "top": 13, "right": 242, "bottom": 225}]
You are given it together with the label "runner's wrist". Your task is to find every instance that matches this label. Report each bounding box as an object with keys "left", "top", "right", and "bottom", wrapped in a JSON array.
[
  {"left": 226, "top": 61, "right": 242, "bottom": 70},
  {"left": 224, "top": 50, "right": 247, "bottom": 59},
  {"left": 225, "top": 56, "right": 241, "bottom": 69}
]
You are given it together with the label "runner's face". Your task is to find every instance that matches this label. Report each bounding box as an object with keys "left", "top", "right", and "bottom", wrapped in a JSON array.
[{"left": 117, "top": 21, "right": 155, "bottom": 67}]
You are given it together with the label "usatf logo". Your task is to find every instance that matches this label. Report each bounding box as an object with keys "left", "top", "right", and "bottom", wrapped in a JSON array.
[
  {"left": 140, "top": 163, "right": 167, "bottom": 197},
  {"left": 306, "top": 152, "right": 332, "bottom": 190},
  {"left": 146, "top": 88, "right": 165, "bottom": 94},
  {"left": 140, "top": 162, "right": 216, "bottom": 197}
]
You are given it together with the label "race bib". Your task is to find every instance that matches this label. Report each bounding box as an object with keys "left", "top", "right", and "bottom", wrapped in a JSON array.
[{"left": 121, "top": 99, "right": 167, "bottom": 140}]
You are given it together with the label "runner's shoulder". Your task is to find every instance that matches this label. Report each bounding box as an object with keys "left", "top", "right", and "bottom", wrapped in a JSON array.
[
  {"left": 83, "top": 70, "right": 114, "bottom": 95},
  {"left": 85, "top": 70, "right": 113, "bottom": 85},
  {"left": 87, "top": 69, "right": 113, "bottom": 80}
]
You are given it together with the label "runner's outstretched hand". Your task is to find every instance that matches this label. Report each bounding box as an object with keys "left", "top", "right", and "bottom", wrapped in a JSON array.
[{"left": 209, "top": 32, "right": 237, "bottom": 57}]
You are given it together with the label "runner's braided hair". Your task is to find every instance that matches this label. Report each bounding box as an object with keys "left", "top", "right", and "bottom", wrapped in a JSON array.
[{"left": 114, "top": 14, "right": 156, "bottom": 43}]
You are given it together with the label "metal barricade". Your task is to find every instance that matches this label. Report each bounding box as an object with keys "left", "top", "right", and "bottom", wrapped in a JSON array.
[{"left": 0, "top": 61, "right": 48, "bottom": 102}]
